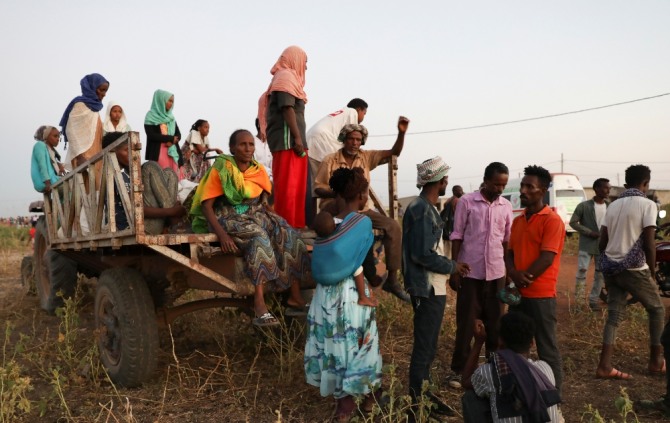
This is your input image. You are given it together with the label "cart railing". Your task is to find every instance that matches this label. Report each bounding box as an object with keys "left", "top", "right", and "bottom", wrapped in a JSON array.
[{"left": 44, "top": 132, "right": 220, "bottom": 251}]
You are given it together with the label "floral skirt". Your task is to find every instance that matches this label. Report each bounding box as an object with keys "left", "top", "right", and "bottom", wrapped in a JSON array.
[{"left": 304, "top": 277, "right": 382, "bottom": 399}]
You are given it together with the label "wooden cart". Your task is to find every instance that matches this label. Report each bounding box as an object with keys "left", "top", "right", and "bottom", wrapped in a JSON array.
[{"left": 31, "top": 131, "right": 400, "bottom": 387}]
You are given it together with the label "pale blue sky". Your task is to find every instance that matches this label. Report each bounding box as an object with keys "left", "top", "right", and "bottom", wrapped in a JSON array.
[{"left": 1, "top": 0, "right": 668, "bottom": 216}]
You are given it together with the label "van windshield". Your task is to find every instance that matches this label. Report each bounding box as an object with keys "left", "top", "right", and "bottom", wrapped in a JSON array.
[{"left": 554, "top": 189, "right": 586, "bottom": 216}]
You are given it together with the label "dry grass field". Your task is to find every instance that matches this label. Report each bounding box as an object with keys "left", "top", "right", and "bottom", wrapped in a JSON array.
[{"left": 2, "top": 221, "right": 670, "bottom": 422}]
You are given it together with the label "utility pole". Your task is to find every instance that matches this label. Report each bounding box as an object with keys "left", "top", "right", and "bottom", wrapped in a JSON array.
[{"left": 561, "top": 153, "right": 564, "bottom": 173}]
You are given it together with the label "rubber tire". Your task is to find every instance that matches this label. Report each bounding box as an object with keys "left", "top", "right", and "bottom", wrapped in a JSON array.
[
  {"left": 95, "top": 268, "right": 159, "bottom": 387},
  {"left": 20, "top": 256, "right": 36, "bottom": 295},
  {"left": 33, "top": 217, "right": 78, "bottom": 314}
]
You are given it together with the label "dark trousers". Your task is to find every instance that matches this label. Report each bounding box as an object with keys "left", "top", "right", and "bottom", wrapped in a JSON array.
[
  {"left": 510, "top": 297, "right": 563, "bottom": 392},
  {"left": 451, "top": 277, "right": 505, "bottom": 373},
  {"left": 409, "top": 289, "right": 446, "bottom": 399},
  {"left": 661, "top": 320, "right": 670, "bottom": 400}
]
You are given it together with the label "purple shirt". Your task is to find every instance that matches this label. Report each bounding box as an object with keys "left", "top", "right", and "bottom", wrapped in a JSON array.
[{"left": 450, "top": 191, "right": 513, "bottom": 280}]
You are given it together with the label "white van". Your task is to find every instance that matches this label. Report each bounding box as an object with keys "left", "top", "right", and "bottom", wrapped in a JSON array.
[{"left": 502, "top": 173, "right": 587, "bottom": 233}]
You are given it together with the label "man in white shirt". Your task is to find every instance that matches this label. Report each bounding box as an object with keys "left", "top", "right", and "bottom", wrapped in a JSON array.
[
  {"left": 595, "top": 164, "right": 664, "bottom": 380},
  {"left": 306, "top": 98, "right": 368, "bottom": 183}
]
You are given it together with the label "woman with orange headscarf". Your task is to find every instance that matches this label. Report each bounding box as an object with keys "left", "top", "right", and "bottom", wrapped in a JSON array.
[{"left": 257, "top": 46, "right": 308, "bottom": 228}]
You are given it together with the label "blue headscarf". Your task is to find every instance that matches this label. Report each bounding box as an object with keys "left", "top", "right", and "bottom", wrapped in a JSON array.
[{"left": 59, "top": 73, "right": 109, "bottom": 143}]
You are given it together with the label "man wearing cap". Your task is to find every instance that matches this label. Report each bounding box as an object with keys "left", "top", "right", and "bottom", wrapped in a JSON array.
[
  {"left": 402, "top": 156, "right": 470, "bottom": 421},
  {"left": 314, "top": 116, "right": 411, "bottom": 302}
]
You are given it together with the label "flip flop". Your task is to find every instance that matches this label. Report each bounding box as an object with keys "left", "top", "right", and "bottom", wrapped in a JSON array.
[
  {"left": 597, "top": 368, "right": 632, "bottom": 380},
  {"left": 252, "top": 312, "right": 280, "bottom": 327},
  {"left": 650, "top": 360, "right": 666, "bottom": 376}
]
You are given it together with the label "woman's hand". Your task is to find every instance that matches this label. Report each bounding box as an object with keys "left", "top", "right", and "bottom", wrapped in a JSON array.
[
  {"left": 43, "top": 180, "right": 52, "bottom": 194},
  {"left": 217, "top": 230, "right": 239, "bottom": 255},
  {"left": 57, "top": 163, "right": 66, "bottom": 176}
]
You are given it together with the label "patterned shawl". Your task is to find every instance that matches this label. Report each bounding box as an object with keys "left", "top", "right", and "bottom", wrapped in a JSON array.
[
  {"left": 189, "top": 154, "right": 272, "bottom": 233},
  {"left": 598, "top": 188, "right": 647, "bottom": 275},
  {"left": 311, "top": 212, "right": 373, "bottom": 286}
]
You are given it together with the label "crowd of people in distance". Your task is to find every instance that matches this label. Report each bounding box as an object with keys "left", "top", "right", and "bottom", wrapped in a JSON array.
[{"left": 28, "top": 44, "right": 668, "bottom": 422}]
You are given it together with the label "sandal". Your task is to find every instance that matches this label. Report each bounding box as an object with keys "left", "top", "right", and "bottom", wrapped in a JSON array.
[{"left": 252, "top": 312, "right": 279, "bottom": 327}]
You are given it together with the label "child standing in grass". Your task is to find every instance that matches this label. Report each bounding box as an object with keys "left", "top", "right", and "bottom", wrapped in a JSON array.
[{"left": 31, "top": 125, "right": 64, "bottom": 193}]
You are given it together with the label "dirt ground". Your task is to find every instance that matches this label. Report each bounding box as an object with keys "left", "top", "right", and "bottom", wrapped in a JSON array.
[{"left": 2, "top": 244, "right": 670, "bottom": 422}]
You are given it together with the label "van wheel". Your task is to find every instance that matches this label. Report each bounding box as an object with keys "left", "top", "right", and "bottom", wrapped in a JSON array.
[
  {"left": 33, "top": 217, "right": 77, "bottom": 314},
  {"left": 95, "top": 268, "right": 158, "bottom": 387}
]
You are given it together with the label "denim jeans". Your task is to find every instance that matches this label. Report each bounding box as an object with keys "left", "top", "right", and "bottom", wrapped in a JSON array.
[
  {"left": 576, "top": 250, "right": 604, "bottom": 306},
  {"left": 510, "top": 297, "right": 563, "bottom": 392},
  {"left": 409, "top": 288, "right": 446, "bottom": 399},
  {"left": 603, "top": 268, "right": 664, "bottom": 346}
]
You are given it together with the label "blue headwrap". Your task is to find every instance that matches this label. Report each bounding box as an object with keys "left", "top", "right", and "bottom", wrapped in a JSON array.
[{"left": 59, "top": 73, "right": 109, "bottom": 144}]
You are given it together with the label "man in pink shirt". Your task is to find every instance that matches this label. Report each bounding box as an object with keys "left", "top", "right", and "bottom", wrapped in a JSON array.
[{"left": 447, "top": 162, "right": 513, "bottom": 388}]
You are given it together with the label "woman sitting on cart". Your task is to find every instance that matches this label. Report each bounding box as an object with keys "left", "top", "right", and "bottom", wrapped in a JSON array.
[{"left": 189, "top": 129, "right": 309, "bottom": 327}]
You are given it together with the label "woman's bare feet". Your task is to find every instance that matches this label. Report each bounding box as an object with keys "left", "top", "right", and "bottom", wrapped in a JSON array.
[
  {"left": 358, "top": 294, "right": 378, "bottom": 307},
  {"left": 286, "top": 297, "right": 307, "bottom": 310}
]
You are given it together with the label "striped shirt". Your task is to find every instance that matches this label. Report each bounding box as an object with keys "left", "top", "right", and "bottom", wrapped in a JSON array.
[{"left": 471, "top": 359, "right": 560, "bottom": 423}]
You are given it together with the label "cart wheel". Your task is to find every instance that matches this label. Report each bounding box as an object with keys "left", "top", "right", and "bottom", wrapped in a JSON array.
[
  {"left": 20, "top": 256, "right": 36, "bottom": 295},
  {"left": 95, "top": 268, "right": 158, "bottom": 387},
  {"left": 33, "top": 217, "right": 77, "bottom": 314}
]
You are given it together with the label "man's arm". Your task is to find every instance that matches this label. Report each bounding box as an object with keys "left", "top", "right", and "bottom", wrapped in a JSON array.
[
  {"left": 407, "top": 204, "right": 459, "bottom": 275},
  {"left": 448, "top": 198, "right": 467, "bottom": 289},
  {"left": 598, "top": 226, "right": 609, "bottom": 253},
  {"left": 505, "top": 248, "right": 533, "bottom": 287},
  {"left": 281, "top": 106, "right": 305, "bottom": 156},
  {"left": 525, "top": 251, "right": 557, "bottom": 281},
  {"left": 642, "top": 226, "right": 657, "bottom": 279},
  {"left": 379, "top": 116, "right": 409, "bottom": 160},
  {"left": 569, "top": 202, "right": 598, "bottom": 238},
  {"left": 144, "top": 204, "right": 186, "bottom": 219},
  {"left": 313, "top": 156, "right": 335, "bottom": 198},
  {"left": 462, "top": 319, "right": 486, "bottom": 390}
]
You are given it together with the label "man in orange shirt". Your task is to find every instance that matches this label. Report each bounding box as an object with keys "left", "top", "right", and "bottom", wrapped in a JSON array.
[{"left": 505, "top": 165, "right": 565, "bottom": 392}]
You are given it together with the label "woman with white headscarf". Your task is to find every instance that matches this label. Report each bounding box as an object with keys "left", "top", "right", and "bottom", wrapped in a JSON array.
[{"left": 103, "top": 101, "right": 131, "bottom": 134}]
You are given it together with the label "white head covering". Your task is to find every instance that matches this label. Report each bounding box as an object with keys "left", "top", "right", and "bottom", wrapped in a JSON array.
[
  {"left": 34, "top": 125, "right": 56, "bottom": 141},
  {"left": 416, "top": 156, "right": 450, "bottom": 188},
  {"left": 103, "top": 101, "right": 130, "bottom": 133}
]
